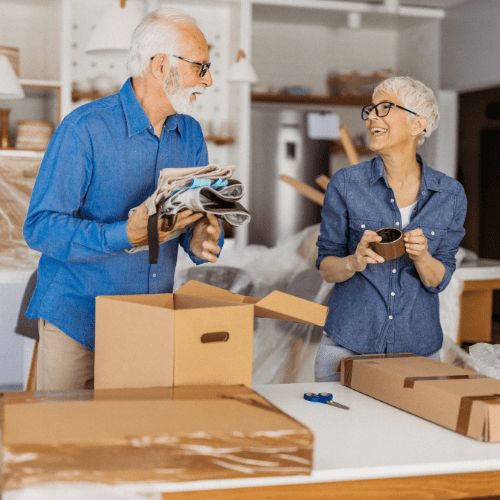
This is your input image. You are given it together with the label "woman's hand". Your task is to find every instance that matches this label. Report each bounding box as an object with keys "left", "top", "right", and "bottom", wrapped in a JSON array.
[
  {"left": 348, "top": 230, "right": 385, "bottom": 272},
  {"left": 404, "top": 228, "right": 428, "bottom": 262},
  {"left": 404, "top": 228, "right": 445, "bottom": 287}
]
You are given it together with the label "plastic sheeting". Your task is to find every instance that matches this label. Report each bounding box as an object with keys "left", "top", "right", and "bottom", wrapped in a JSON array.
[
  {"left": 0, "top": 154, "right": 41, "bottom": 270},
  {"left": 175, "top": 224, "right": 475, "bottom": 384},
  {"left": 468, "top": 343, "right": 500, "bottom": 379}
]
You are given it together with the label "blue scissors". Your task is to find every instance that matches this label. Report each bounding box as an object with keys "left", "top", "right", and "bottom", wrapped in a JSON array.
[{"left": 304, "top": 392, "right": 349, "bottom": 410}]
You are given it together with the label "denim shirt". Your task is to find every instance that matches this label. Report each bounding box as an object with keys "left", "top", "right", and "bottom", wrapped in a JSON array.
[
  {"left": 24, "top": 79, "right": 223, "bottom": 351},
  {"left": 316, "top": 155, "right": 467, "bottom": 356}
]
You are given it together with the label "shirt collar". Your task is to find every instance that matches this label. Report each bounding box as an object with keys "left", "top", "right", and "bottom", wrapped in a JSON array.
[
  {"left": 118, "top": 79, "right": 183, "bottom": 139},
  {"left": 119, "top": 79, "right": 152, "bottom": 137},
  {"left": 370, "top": 153, "right": 442, "bottom": 193},
  {"left": 165, "top": 113, "right": 183, "bottom": 138}
]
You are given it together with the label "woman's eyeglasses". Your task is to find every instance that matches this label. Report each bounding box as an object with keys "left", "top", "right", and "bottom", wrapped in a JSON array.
[{"left": 361, "top": 101, "right": 418, "bottom": 121}]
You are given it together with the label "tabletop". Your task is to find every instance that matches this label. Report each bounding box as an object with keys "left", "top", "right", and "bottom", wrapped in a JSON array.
[{"left": 5, "top": 381, "right": 500, "bottom": 500}]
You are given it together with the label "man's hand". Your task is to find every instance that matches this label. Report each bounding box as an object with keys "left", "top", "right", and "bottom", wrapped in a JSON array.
[
  {"left": 127, "top": 201, "right": 203, "bottom": 247},
  {"left": 189, "top": 213, "right": 221, "bottom": 263}
]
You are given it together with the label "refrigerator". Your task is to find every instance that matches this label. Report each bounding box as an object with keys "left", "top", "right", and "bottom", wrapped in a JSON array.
[{"left": 249, "top": 106, "right": 331, "bottom": 248}]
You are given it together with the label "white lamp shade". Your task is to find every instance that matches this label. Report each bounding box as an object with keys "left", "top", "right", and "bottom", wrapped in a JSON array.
[
  {"left": 86, "top": 0, "right": 144, "bottom": 57},
  {"left": 0, "top": 55, "right": 24, "bottom": 99},
  {"left": 227, "top": 53, "right": 259, "bottom": 84}
]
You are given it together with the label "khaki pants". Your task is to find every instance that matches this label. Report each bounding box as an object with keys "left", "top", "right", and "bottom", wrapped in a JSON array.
[{"left": 37, "top": 319, "right": 95, "bottom": 391}]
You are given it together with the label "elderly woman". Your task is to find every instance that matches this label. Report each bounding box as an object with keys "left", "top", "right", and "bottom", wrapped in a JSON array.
[{"left": 315, "top": 76, "right": 467, "bottom": 382}]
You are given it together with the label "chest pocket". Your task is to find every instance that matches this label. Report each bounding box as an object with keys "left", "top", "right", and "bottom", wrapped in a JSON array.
[
  {"left": 419, "top": 225, "right": 448, "bottom": 255},
  {"left": 348, "top": 218, "right": 384, "bottom": 253}
]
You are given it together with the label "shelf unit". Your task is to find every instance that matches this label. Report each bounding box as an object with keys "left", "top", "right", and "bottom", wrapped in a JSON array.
[{"left": 251, "top": 92, "right": 371, "bottom": 106}]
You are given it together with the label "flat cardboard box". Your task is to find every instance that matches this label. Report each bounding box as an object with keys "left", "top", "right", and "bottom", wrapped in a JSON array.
[
  {"left": 340, "top": 353, "right": 500, "bottom": 442},
  {"left": 1, "top": 385, "right": 314, "bottom": 492},
  {"left": 95, "top": 280, "right": 328, "bottom": 390}
]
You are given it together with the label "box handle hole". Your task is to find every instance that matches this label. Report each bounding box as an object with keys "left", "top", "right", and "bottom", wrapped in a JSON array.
[{"left": 201, "top": 331, "right": 230, "bottom": 343}]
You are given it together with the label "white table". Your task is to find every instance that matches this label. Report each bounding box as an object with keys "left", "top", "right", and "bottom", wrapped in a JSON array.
[{"left": 6, "top": 382, "right": 500, "bottom": 500}]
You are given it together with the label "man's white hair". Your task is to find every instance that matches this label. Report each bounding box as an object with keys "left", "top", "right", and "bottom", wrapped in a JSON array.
[
  {"left": 372, "top": 76, "right": 439, "bottom": 147},
  {"left": 127, "top": 8, "right": 199, "bottom": 77}
]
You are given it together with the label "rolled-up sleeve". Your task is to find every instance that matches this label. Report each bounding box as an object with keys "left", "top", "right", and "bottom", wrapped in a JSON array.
[
  {"left": 316, "top": 169, "right": 350, "bottom": 269},
  {"left": 423, "top": 182, "right": 467, "bottom": 294}
]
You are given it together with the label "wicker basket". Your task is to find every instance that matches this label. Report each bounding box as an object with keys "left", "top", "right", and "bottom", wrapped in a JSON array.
[
  {"left": 0, "top": 46, "right": 20, "bottom": 77},
  {"left": 16, "top": 121, "right": 53, "bottom": 151}
]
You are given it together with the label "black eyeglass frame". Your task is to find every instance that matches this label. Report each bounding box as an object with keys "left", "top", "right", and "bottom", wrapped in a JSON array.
[
  {"left": 361, "top": 101, "right": 419, "bottom": 121},
  {"left": 150, "top": 54, "right": 211, "bottom": 77}
]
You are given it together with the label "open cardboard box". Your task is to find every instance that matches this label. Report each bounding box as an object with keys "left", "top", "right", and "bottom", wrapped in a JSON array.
[
  {"left": 340, "top": 353, "right": 500, "bottom": 442},
  {"left": 95, "top": 280, "right": 328, "bottom": 390},
  {"left": 1, "top": 385, "right": 314, "bottom": 492}
]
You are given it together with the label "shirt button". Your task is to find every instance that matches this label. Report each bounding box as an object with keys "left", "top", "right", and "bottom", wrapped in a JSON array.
[
  {"left": 421, "top": 191, "right": 425, "bottom": 196},
  {"left": 389, "top": 315, "right": 393, "bottom": 320},
  {"left": 395, "top": 221, "right": 400, "bottom": 226},
  {"left": 361, "top": 224, "right": 365, "bottom": 229},
  {"left": 391, "top": 292, "right": 395, "bottom": 296},
  {"left": 431, "top": 231, "right": 435, "bottom": 236},
  {"left": 392, "top": 269, "right": 396, "bottom": 273},
  {"left": 391, "top": 198, "right": 395, "bottom": 203},
  {"left": 153, "top": 274, "right": 156, "bottom": 278}
]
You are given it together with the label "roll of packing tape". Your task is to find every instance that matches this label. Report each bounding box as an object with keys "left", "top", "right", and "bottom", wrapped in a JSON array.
[{"left": 370, "top": 227, "right": 406, "bottom": 260}]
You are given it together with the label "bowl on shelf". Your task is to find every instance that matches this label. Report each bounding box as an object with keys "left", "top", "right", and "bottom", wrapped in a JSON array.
[{"left": 15, "top": 121, "right": 53, "bottom": 151}]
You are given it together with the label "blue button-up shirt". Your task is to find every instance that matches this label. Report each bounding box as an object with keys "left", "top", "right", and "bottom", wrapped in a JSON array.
[
  {"left": 24, "top": 79, "right": 223, "bottom": 351},
  {"left": 316, "top": 155, "right": 467, "bottom": 356}
]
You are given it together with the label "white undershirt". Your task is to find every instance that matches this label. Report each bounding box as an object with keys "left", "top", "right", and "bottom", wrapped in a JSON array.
[{"left": 399, "top": 201, "right": 417, "bottom": 229}]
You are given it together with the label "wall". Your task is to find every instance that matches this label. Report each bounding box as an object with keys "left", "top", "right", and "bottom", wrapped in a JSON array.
[
  {"left": 252, "top": 21, "right": 397, "bottom": 96},
  {"left": 70, "top": 0, "right": 240, "bottom": 167},
  {"left": 396, "top": 18, "right": 442, "bottom": 173},
  {"left": 441, "top": 0, "right": 500, "bottom": 93}
]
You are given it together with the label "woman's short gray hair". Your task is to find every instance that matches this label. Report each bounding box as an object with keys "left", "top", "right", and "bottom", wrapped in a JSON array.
[
  {"left": 127, "top": 8, "right": 199, "bottom": 78},
  {"left": 372, "top": 76, "right": 439, "bottom": 147}
]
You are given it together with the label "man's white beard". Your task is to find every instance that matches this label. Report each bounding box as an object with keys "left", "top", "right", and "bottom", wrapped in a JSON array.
[{"left": 164, "top": 67, "right": 205, "bottom": 116}]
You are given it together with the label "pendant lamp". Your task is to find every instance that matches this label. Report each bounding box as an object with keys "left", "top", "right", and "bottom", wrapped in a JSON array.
[{"left": 86, "top": 0, "right": 145, "bottom": 57}]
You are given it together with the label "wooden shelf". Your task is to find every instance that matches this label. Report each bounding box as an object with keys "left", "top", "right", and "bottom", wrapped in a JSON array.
[
  {"left": 72, "top": 90, "right": 111, "bottom": 102},
  {"left": 205, "top": 136, "right": 235, "bottom": 146},
  {"left": 251, "top": 92, "right": 372, "bottom": 106},
  {"left": 330, "top": 142, "right": 373, "bottom": 156},
  {"left": 0, "top": 149, "right": 44, "bottom": 158}
]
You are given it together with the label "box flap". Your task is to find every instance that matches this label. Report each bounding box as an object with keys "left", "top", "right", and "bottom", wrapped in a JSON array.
[
  {"left": 175, "top": 280, "right": 246, "bottom": 303},
  {"left": 176, "top": 281, "right": 328, "bottom": 326},
  {"left": 254, "top": 291, "right": 328, "bottom": 326}
]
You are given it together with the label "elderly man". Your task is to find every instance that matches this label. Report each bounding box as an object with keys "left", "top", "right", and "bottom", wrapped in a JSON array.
[{"left": 23, "top": 8, "right": 221, "bottom": 391}]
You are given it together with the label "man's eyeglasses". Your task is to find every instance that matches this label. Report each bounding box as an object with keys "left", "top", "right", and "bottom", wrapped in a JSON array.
[
  {"left": 150, "top": 54, "right": 211, "bottom": 77},
  {"left": 361, "top": 101, "right": 418, "bottom": 121}
]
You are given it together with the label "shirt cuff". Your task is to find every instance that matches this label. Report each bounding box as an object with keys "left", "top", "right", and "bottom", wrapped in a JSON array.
[
  {"left": 424, "top": 265, "right": 452, "bottom": 294},
  {"left": 104, "top": 220, "right": 134, "bottom": 252},
  {"left": 184, "top": 227, "right": 225, "bottom": 265}
]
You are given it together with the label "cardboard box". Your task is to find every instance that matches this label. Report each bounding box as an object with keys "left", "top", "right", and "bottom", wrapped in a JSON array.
[
  {"left": 340, "top": 353, "right": 500, "bottom": 442},
  {"left": 1, "top": 385, "right": 314, "bottom": 492},
  {"left": 95, "top": 280, "right": 328, "bottom": 390}
]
